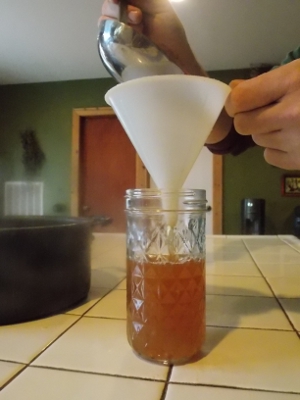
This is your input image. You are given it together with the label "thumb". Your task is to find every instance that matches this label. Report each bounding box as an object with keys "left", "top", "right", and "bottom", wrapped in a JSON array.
[
  {"left": 229, "top": 79, "right": 245, "bottom": 89},
  {"left": 224, "top": 61, "right": 300, "bottom": 116}
]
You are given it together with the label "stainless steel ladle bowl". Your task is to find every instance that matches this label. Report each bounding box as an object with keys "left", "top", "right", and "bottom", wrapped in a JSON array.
[{"left": 97, "top": 1, "right": 183, "bottom": 82}]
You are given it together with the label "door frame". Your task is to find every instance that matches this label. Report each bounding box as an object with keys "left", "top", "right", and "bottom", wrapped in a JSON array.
[{"left": 71, "top": 107, "right": 223, "bottom": 233}]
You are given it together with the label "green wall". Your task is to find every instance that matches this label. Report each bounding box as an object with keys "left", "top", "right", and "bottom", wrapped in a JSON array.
[
  {"left": 223, "top": 146, "right": 299, "bottom": 234},
  {"left": 0, "top": 78, "right": 115, "bottom": 216},
  {"left": 0, "top": 73, "right": 299, "bottom": 233}
]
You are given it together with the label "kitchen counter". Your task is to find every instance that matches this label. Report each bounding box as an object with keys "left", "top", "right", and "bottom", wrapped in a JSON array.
[{"left": 1, "top": 234, "right": 300, "bottom": 399}]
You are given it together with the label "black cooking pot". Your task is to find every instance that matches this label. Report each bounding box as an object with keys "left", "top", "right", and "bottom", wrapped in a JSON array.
[{"left": 0, "top": 216, "right": 93, "bottom": 325}]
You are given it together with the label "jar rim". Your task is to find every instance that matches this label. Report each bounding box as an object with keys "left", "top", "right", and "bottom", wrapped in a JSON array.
[
  {"left": 125, "top": 188, "right": 206, "bottom": 200},
  {"left": 125, "top": 188, "right": 207, "bottom": 211}
]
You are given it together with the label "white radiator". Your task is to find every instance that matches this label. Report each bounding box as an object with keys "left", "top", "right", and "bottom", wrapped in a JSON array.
[{"left": 4, "top": 181, "right": 44, "bottom": 216}]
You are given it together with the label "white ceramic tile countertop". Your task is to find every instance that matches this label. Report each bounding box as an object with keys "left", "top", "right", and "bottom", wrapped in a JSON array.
[{"left": 1, "top": 234, "right": 300, "bottom": 399}]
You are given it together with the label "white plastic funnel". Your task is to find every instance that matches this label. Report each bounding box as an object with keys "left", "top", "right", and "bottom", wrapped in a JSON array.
[{"left": 105, "top": 75, "right": 230, "bottom": 191}]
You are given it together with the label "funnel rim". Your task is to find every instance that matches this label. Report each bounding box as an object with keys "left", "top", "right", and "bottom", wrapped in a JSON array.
[{"left": 105, "top": 74, "right": 230, "bottom": 105}]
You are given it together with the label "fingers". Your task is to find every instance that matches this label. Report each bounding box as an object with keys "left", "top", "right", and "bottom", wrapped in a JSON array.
[
  {"left": 263, "top": 147, "right": 300, "bottom": 170},
  {"left": 225, "top": 60, "right": 300, "bottom": 117},
  {"left": 232, "top": 88, "right": 300, "bottom": 135},
  {"left": 223, "top": 59, "right": 300, "bottom": 171},
  {"left": 100, "top": 0, "right": 142, "bottom": 25},
  {"left": 101, "top": 0, "right": 120, "bottom": 19},
  {"left": 128, "top": 8, "right": 142, "bottom": 24},
  {"left": 233, "top": 104, "right": 280, "bottom": 136},
  {"left": 229, "top": 79, "right": 245, "bottom": 89},
  {"left": 252, "top": 130, "right": 287, "bottom": 152}
]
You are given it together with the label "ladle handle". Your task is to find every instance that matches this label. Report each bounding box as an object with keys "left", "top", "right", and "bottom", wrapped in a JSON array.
[{"left": 119, "top": 0, "right": 127, "bottom": 23}]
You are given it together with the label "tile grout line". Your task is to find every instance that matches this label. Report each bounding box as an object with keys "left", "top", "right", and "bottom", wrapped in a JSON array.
[
  {"left": 2, "top": 238, "right": 299, "bottom": 392},
  {"left": 168, "top": 380, "right": 300, "bottom": 395},
  {"left": 0, "top": 276, "right": 156, "bottom": 391},
  {"left": 242, "top": 239, "right": 300, "bottom": 336},
  {"left": 0, "top": 364, "right": 27, "bottom": 391},
  {"left": 206, "top": 293, "right": 273, "bottom": 299},
  {"left": 65, "top": 280, "right": 124, "bottom": 317},
  {"left": 279, "top": 236, "right": 300, "bottom": 254},
  {"left": 0, "top": 308, "right": 97, "bottom": 391},
  {"left": 160, "top": 366, "right": 173, "bottom": 400},
  {"left": 82, "top": 315, "right": 126, "bottom": 321},
  {"left": 28, "top": 364, "right": 168, "bottom": 384},
  {"left": 206, "top": 324, "right": 294, "bottom": 333},
  {"left": 1, "top": 355, "right": 169, "bottom": 391},
  {"left": 0, "top": 323, "right": 294, "bottom": 368}
]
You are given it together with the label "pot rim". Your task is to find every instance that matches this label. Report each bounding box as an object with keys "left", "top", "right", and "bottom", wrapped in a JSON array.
[{"left": 0, "top": 216, "right": 91, "bottom": 232}]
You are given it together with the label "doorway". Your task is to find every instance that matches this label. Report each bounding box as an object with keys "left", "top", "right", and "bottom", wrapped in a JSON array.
[
  {"left": 71, "top": 107, "right": 223, "bottom": 233},
  {"left": 80, "top": 115, "right": 136, "bottom": 232},
  {"left": 71, "top": 107, "right": 149, "bottom": 233}
]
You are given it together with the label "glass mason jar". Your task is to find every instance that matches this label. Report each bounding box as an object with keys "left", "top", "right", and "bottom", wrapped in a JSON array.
[{"left": 125, "top": 189, "right": 206, "bottom": 365}]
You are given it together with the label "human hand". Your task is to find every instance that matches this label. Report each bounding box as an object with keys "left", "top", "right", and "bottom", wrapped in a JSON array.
[
  {"left": 99, "top": 0, "right": 205, "bottom": 75},
  {"left": 225, "top": 60, "right": 300, "bottom": 170},
  {"left": 100, "top": 0, "right": 141, "bottom": 25}
]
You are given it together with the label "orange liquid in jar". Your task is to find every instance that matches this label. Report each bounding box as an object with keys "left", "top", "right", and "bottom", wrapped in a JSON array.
[{"left": 127, "top": 257, "right": 205, "bottom": 365}]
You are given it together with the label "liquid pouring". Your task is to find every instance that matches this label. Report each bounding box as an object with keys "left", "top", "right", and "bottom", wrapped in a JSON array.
[{"left": 105, "top": 75, "right": 230, "bottom": 225}]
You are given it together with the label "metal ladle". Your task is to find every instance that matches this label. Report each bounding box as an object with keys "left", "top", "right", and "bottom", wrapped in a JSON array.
[{"left": 97, "top": 0, "right": 183, "bottom": 82}]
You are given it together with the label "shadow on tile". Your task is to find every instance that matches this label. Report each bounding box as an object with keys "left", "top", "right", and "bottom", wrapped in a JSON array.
[
  {"left": 278, "top": 298, "right": 300, "bottom": 313},
  {"left": 91, "top": 267, "right": 126, "bottom": 289},
  {"left": 207, "top": 284, "right": 271, "bottom": 297},
  {"left": 182, "top": 327, "right": 236, "bottom": 365},
  {"left": 205, "top": 284, "right": 294, "bottom": 323},
  {"left": 201, "top": 284, "right": 295, "bottom": 356},
  {"left": 65, "top": 286, "right": 112, "bottom": 315}
]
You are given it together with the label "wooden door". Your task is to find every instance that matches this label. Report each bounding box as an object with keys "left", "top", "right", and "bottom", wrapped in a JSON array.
[
  {"left": 72, "top": 107, "right": 223, "bottom": 234},
  {"left": 79, "top": 115, "right": 136, "bottom": 232}
]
